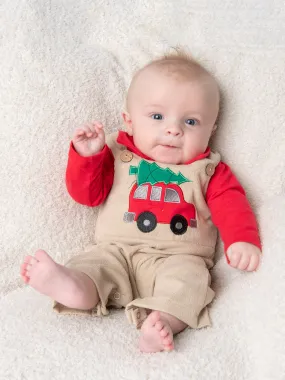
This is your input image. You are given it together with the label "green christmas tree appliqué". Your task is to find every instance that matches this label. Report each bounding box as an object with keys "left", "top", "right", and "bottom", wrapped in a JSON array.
[{"left": 129, "top": 160, "right": 191, "bottom": 186}]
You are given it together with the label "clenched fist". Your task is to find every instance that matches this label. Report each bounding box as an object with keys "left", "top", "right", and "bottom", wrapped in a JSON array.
[
  {"left": 227, "top": 242, "right": 261, "bottom": 272},
  {"left": 72, "top": 121, "right": 105, "bottom": 157}
]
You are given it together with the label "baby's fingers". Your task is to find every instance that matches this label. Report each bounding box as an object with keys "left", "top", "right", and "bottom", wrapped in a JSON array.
[
  {"left": 94, "top": 125, "right": 104, "bottom": 138},
  {"left": 92, "top": 121, "right": 103, "bottom": 129},
  {"left": 73, "top": 128, "right": 87, "bottom": 140},
  {"left": 229, "top": 251, "right": 242, "bottom": 268},
  {"left": 246, "top": 253, "right": 260, "bottom": 272},
  {"left": 237, "top": 254, "right": 251, "bottom": 271},
  {"left": 91, "top": 121, "right": 103, "bottom": 134},
  {"left": 84, "top": 123, "right": 96, "bottom": 137}
]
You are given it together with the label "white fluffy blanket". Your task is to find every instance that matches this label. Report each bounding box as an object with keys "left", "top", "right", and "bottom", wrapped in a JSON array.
[{"left": 1, "top": 0, "right": 284, "bottom": 379}]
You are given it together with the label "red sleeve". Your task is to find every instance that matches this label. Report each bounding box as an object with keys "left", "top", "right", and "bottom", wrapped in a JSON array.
[
  {"left": 206, "top": 162, "right": 261, "bottom": 256},
  {"left": 65, "top": 142, "right": 114, "bottom": 207}
]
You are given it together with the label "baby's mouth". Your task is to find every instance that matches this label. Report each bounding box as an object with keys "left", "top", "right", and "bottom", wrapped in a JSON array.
[{"left": 160, "top": 144, "right": 178, "bottom": 149}]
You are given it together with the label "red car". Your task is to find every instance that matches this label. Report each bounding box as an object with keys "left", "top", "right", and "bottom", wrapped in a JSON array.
[{"left": 123, "top": 182, "right": 197, "bottom": 235}]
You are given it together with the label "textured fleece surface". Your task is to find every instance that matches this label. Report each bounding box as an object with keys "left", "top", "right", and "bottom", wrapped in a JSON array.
[{"left": 0, "top": 0, "right": 284, "bottom": 379}]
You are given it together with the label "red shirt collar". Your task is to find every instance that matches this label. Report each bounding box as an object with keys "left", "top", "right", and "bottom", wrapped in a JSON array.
[{"left": 117, "top": 131, "right": 210, "bottom": 165}]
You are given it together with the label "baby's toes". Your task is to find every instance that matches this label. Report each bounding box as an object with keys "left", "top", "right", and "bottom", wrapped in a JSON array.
[
  {"left": 164, "top": 344, "right": 174, "bottom": 352},
  {"left": 163, "top": 335, "right": 173, "bottom": 346},
  {"left": 23, "top": 255, "right": 34, "bottom": 264},
  {"left": 26, "top": 257, "right": 38, "bottom": 273},
  {"left": 20, "top": 263, "right": 30, "bottom": 283},
  {"left": 163, "top": 337, "right": 174, "bottom": 351},
  {"left": 22, "top": 257, "right": 38, "bottom": 277},
  {"left": 29, "top": 257, "right": 38, "bottom": 266},
  {"left": 155, "top": 321, "right": 164, "bottom": 332},
  {"left": 160, "top": 327, "right": 169, "bottom": 338},
  {"left": 20, "top": 262, "right": 28, "bottom": 276},
  {"left": 25, "top": 263, "right": 33, "bottom": 275}
]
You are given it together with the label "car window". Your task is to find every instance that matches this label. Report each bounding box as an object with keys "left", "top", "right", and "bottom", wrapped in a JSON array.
[
  {"left": 134, "top": 185, "right": 148, "bottom": 199},
  {"left": 150, "top": 186, "right": 162, "bottom": 201},
  {"left": 164, "top": 188, "right": 180, "bottom": 203}
]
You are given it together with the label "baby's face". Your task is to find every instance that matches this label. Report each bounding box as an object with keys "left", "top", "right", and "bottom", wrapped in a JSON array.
[{"left": 124, "top": 69, "right": 219, "bottom": 165}]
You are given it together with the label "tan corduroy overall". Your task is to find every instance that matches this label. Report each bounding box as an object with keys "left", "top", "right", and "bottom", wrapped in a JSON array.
[{"left": 54, "top": 133, "right": 221, "bottom": 329}]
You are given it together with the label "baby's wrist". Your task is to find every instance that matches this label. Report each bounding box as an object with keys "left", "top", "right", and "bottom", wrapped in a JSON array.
[
  {"left": 72, "top": 143, "right": 105, "bottom": 157},
  {"left": 227, "top": 241, "right": 262, "bottom": 255}
]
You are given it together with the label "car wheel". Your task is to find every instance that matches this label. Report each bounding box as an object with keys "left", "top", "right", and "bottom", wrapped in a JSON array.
[
  {"left": 170, "top": 215, "right": 188, "bottom": 235},
  {"left": 137, "top": 212, "right": 157, "bottom": 233}
]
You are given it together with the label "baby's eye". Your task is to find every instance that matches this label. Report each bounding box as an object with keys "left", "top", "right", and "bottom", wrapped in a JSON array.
[
  {"left": 151, "top": 114, "right": 163, "bottom": 120},
  {"left": 185, "top": 119, "right": 197, "bottom": 126}
]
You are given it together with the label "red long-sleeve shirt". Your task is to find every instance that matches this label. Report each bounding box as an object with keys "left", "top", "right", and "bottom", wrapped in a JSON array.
[{"left": 66, "top": 131, "right": 261, "bottom": 255}]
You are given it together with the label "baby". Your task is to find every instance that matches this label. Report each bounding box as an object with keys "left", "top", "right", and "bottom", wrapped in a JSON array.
[{"left": 21, "top": 51, "right": 262, "bottom": 353}]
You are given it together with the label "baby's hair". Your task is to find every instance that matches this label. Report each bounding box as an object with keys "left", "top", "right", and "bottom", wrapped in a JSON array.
[
  {"left": 140, "top": 47, "right": 214, "bottom": 82},
  {"left": 126, "top": 47, "right": 220, "bottom": 112},
  {"left": 153, "top": 46, "right": 196, "bottom": 64},
  {"left": 151, "top": 48, "right": 197, "bottom": 68}
]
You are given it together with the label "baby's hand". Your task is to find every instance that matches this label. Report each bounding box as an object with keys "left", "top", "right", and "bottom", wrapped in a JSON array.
[
  {"left": 72, "top": 121, "right": 105, "bottom": 157},
  {"left": 227, "top": 242, "right": 261, "bottom": 272}
]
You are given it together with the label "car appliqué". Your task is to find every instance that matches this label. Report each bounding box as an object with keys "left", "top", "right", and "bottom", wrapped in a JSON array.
[{"left": 123, "top": 160, "right": 197, "bottom": 235}]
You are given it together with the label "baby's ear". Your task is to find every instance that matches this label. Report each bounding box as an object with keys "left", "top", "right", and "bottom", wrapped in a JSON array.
[{"left": 122, "top": 112, "right": 133, "bottom": 136}]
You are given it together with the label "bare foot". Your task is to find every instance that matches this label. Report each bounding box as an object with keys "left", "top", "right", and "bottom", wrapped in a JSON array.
[
  {"left": 139, "top": 311, "right": 175, "bottom": 353},
  {"left": 20, "top": 250, "right": 98, "bottom": 309}
]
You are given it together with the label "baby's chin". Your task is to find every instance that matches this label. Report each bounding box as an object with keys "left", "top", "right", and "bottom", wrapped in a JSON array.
[
  {"left": 154, "top": 156, "right": 182, "bottom": 165},
  {"left": 143, "top": 146, "right": 198, "bottom": 165},
  {"left": 147, "top": 149, "right": 183, "bottom": 165}
]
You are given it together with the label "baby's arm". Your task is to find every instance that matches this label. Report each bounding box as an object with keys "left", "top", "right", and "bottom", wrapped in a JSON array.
[
  {"left": 207, "top": 162, "right": 262, "bottom": 272},
  {"left": 66, "top": 122, "right": 114, "bottom": 206}
]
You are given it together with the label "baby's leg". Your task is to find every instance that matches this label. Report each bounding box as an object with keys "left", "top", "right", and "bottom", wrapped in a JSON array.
[
  {"left": 20, "top": 250, "right": 99, "bottom": 309},
  {"left": 139, "top": 310, "right": 187, "bottom": 353},
  {"left": 131, "top": 253, "right": 214, "bottom": 353}
]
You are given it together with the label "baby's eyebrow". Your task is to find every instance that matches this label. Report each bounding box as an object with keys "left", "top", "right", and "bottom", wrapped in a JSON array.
[
  {"left": 144, "top": 104, "right": 163, "bottom": 109},
  {"left": 187, "top": 112, "right": 203, "bottom": 117}
]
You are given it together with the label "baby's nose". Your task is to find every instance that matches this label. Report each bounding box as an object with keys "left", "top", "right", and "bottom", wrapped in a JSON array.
[{"left": 166, "top": 123, "right": 182, "bottom": 136}]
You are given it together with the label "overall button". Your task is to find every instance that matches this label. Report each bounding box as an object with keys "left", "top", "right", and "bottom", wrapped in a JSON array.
[
  {"left": 205, "top": 163, "right": 215, "bottom": 176},
  {"left": 120, "top": 150, "right": 133, "bottom": 162}
]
